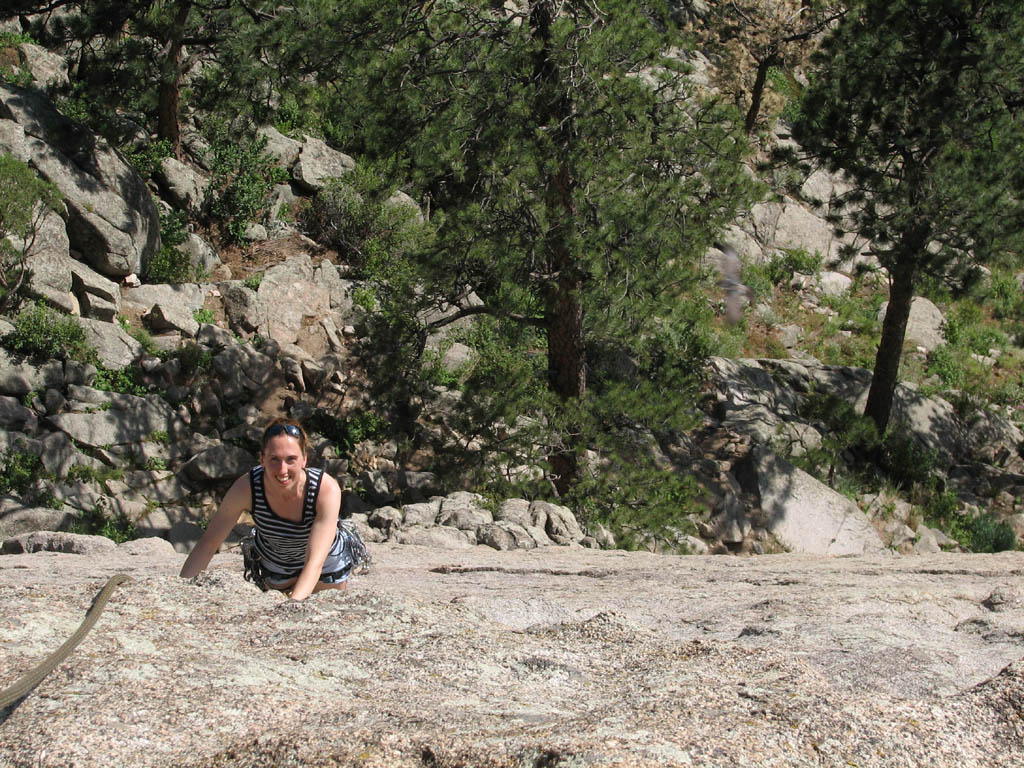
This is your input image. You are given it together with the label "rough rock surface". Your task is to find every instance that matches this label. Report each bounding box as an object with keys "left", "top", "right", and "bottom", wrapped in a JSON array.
[{"left": 2, "top": 544, "right": 1024, "bottom": 767}]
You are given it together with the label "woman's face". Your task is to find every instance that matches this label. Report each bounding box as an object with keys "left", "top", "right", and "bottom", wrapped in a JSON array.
[{"left": 260, "top": 434, "right": 307, "bottom": 492}]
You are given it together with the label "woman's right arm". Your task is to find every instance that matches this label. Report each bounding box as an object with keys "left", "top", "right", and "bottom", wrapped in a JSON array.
[{"left": 179, "top": 473, "right": 250, "bottom": 578}]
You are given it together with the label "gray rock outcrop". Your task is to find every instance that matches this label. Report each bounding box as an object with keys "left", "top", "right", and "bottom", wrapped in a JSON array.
[
  {"left": 0, "top": 83, "right": 160, "bottom": 278},
  {"left": 1, "top": 546, "right": 1023, "bottom": 767}
]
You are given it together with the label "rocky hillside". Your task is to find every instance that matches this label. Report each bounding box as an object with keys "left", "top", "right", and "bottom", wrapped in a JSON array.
[{"left": 0, "top": 34, "right": 1022, "bottom": 560}]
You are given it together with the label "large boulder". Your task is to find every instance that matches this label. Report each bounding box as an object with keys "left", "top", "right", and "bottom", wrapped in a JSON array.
[
  {"left": 738, "top": 446, "right": 887, "bottom": 556},
  {"left": 47, "top": 387, "right": 188, "bottom": 448},
  {"left": 0, "top": 496, "right": 71, "bottom": 540},
  {"left": 78, "top": 317, "right": 144, "bottom": 369},
  {"left": 0, "top": 83, "right": 160, "bottom": 278},
  {"left": 70, "top": 260, "right": 121, "bottom": 320},
  {"left": 257, "top": 125, "right": 303, "bottom": 168},
  {"left": 253, "top": 255, "right": 333, "bottom": 347},
  {"left": 20, "top": 209, "right": 75, "bottom": 313},
  {"left": 122, "top": 283, "right": 206, "bottom": 317},
  {"left": 1, "top": 530, "right": 115, "bottom": 555},
  {"left": 877, "top": 296, "right": 946, "bottom": 352},
  {"left": 0, "top": 348, "right": 64, "bottom": 396},
  {"left": 292, "top": 135, "right": 355, "bottom": 192},
  {"left": 156, "top": 156, "right": 208, "bottom": 215}
]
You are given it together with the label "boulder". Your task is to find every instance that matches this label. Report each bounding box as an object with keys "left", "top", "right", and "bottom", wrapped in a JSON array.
[
  {"left": 122, "top": 283, "right": 206, "bottom": 316},
  {"left": 293, "top": 135, "right": 355, "bottom": 192},
  {"left": 394, "top": 524, "right": 476, "bottom": 549},
  {"left": 750, "top": 199, "right": 841, "bottom": 263},
  {"left": 477, "top": 521, "right": 536, "bottom": 551},
  {"left": 48, "top": 389, "right": 187, "bottom": 448},
  {"left": 438, "top": 492, "right": 493, "bottom": 530},
  {"left": 1, "top": 530, "right": 116, "bottom": 555},
  {"left": 739, "top": 446, "right": 887, "bottom": 556},
  {"left": 0, "top": 496, "right": 71, "bottom": 540},
  {"left": 817, "top": 271, "right": 852, "bottom": 297},
  {"left": 176, "top": 232, "right": 221, "bottom": 276},
  {"left": 884, "top": 383, "right": 964, "bottom": 469},
  {"left": 494, "top": 498, "right": 532, "bottom": 528},
  {"left": 218, "top": 282, "right": 261, "bottom": 335},
  {"left": 118, "top": 536, "right": 177, "bottom": 556},
  {"left": 156, "top": 156, "right": 208, "bottom": 214},
  {"left": 0, "top": 83, "right": 160, "bottom": 277},
  {"left": 70, "top": 260, "right": 121, "bottom": 314},
  {"left": 396, "top": 470, "right": 441, "bottom": 502},
  {"left": 11, "top": 42, "right": 69, "bottom": 88},
  {"left": 77, "top": 317, "right": 144, "bottom": 369},
  {"left": 530, "top": 500, "right": 584, "bottom": 544},
  {"left": 20, "top": 209, "right": 75, "bottom": 313},
  {"left": 400, "top": 500, "right": 441, "bottom": 527},
  {"left": 181, "top": 443, "right": 256, "bottom": 483},
  {"left": 211, "top": 344, "right": 276, "bottom": 393},
  {"left": 258, "top": 125, "right": 303, "bottom": 168},
  {"left": 877, "top": 296, "right": 945, "bottom": 353},
  {"left": 254, "top": 255, "right": 332, "bottom": 346},
  {"left": 368, "top": 505, "right": 403, "bottom": 532},
  {"left": 0, "top": 348, "right": 64, "bottom": 396},
  {"left": 143, "top": 301, "right": 200, "bottom": 337}
]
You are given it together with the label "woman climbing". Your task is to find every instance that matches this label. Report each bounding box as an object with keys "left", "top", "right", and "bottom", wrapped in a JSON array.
[{"left": 180, "top": 418, "right": 368, "bottom": 600}]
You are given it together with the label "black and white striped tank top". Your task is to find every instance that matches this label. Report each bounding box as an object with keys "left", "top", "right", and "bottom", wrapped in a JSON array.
[{"left": 251, "top": 465, "right": 338, "bottom": 575}]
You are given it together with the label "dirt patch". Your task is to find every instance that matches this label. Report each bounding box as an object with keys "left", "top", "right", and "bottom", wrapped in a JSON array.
[{"left": 212, "top": 231, "right": 340, "bottom": 282}]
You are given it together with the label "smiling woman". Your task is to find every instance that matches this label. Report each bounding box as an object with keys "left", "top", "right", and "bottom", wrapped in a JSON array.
[{"left": 179, "top": 418, "right": 369, "bottom": 601}]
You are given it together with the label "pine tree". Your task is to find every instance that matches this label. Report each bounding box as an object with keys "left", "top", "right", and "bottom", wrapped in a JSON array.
[
  {"left": 792, "top": 0, "right": 1024, "bottom": 434},
  {"left": 10, "top": 0, "right": 275, "bottom": 159},
  {"left": 299, "top": 0, "right": 758, "bottom": 505}
]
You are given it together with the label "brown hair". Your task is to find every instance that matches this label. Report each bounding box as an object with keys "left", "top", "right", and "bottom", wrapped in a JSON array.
[{"left": 260, "top": 418, "right": 308, "bottom": 454}]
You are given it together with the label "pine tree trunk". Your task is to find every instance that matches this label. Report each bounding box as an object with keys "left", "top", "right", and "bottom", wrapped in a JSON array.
[
  {"left": 864, "top": 259, "right": 917, "bottom": 433},
  {"left": 156, "top": 0, "right": 192, "bottom": 161},
  {"left": 532, "top": 1, "right": 585, "bottom": 494},
  {"left": 744, "top": 53, "right": 778, "bottom": 134}
]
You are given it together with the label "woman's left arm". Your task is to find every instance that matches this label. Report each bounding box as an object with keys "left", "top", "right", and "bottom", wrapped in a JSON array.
[{"left": 289, "top": 474, "right": 342, "bottom": 601}]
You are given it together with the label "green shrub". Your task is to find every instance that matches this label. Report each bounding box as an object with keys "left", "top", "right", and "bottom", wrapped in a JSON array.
[
  {"left": 168, "top": 341, "right": 213, "bottom": 379},
  {"left": 121, "top": 139, "right": 173, "bottom": 181},
  {"left": 92, "top": 365, "right": 149, "bottom": 396},
  {"left": 0, "top": 447, "right": 44, "bottom": 495},
  {"left": 954, "top": 514, "right": 1018, "bottom": 553},
  {"left": 300, "top": 164, "right": 432, "bottom": 274},
  {"left": 306, "top": 410, "right": 389, "bottom": 455},
  {"left": 145, "top": 209, "right": 196, "bottom": 284},
  {"left": 768, "top": 66, "right": 806, "bottom": 126},
  {"left": 3, "top": 302, "right": 93, "bottom": 361},
  {"left": 791, "top": 391, "right": 880, "bottom": 487},
  {"left": 926, "top": 344, "right": 966, "bottom": 389},
  {"left": 65, "top": 464, "right": 123, "bottom": 484},
  {"left": 204, "top": 130, "right": 287, "bottom": 243},
  {"left": 988, "top": 271, "right": 1024, "bottom": 321},
  {"left": 880, "top": 432, "right": 938, "bottom": 490},
  {"left": 0, "top": 154, "right": 63, "bottom": 313},
  {"left": 69, "top": 504, "right": 138, "bottom": 544},
  {"left": 243, "top": 271, "right": 264, "bottom": 291},
  {"left": 144, "top": 456, "right": 167, "bottom": 471},
  {"left": 193, "top": 307, "right": 215, "bottom": 324},
  {"left": 923, "top": 491, "right": 1017, "bottom": 553}
]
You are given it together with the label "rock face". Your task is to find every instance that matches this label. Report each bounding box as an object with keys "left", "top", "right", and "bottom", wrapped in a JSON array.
[
  {"left": 0, "top": 83, "right": 160, "bottom": 278},
  {"left": 1, "top": 545, "right": 1024, "bottom": 767},
  {"left": 741, "top": 447, "right": 886, "bottom": 555}
]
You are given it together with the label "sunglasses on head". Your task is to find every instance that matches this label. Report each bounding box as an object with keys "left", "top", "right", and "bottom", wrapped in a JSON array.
[{"left": 264, "top": 423, "right": 302, "bottom": 440}]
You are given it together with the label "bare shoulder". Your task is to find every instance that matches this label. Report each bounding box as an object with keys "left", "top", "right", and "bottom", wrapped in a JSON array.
[
  {"left": 315, "top": 471, "right": 342, "bottom": 513},
  {"left": 317, "top": 471, "right": 342, "bottom": 497},
  {"left": 220, "top": 471, "right": 253, "bottom": 512}
]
